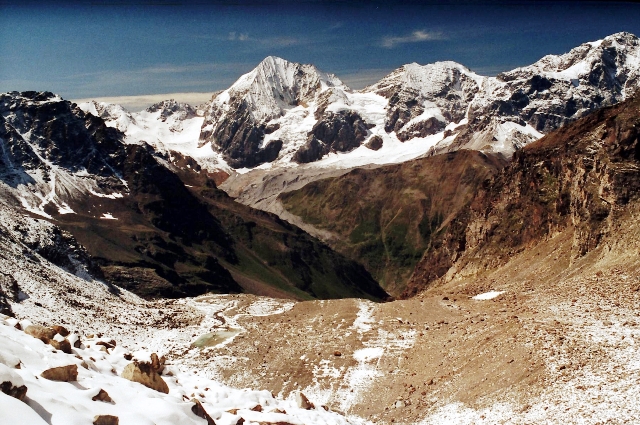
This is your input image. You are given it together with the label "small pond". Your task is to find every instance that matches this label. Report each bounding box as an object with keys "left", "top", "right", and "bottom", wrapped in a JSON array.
[{"left": 191, "top": 328, "right": 242, "bottom": 348}]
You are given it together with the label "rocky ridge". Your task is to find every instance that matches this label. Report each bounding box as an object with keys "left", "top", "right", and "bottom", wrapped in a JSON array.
[
  {"left": 2, "top": 91, "right": 388, "bottom": 301},
  {"left": 195, "top": 32, "right": 640, "bottom": 172},
  {"left": 405, "top": 88, "right": 640, "bottom": 297}
]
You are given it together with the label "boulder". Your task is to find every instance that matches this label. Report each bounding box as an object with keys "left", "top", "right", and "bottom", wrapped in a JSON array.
[
  {"left": 121, "top": 356, "right": 169, "bottom": 394},
  {"left": 50, "top": 337, "right": 72, "bottom": 354},
  {"left": 191, "top": 399, "right": 216, "bottom": 425},
  {"left": 365, "top": 135, "right": 383, "bottom": 151},
  {"left": 92, "top": 389, "right": 112, "bottom": 403},
  {"left": 24, "top": 325, "right": 55, "bottom": 343},
  {"left": 41, "top": 364, "right": 78, "bottom": 382},
  {"left": 0, "top": 381, "right": 27, "bottom": 402},
  {"left": 295, "top": 391, "right": 314, "bottom": 410},
  {"left": 51, "top": 325, "right": 70, "bottom": 337},
  {"left": 93, "top": 415, "right": 119, "bottom": 425}
]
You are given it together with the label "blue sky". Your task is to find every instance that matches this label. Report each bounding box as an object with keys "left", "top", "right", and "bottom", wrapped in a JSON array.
[{"left": 2, "top": 1, "right": 640, "bottom": 109}]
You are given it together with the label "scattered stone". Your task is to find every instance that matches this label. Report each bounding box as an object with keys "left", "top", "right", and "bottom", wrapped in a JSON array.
[
  {"left": 333, "top": 351, "right": 342, "bottom": 357},
  {"left": 92, "top": 389, "right": 112, "bottom": 403},
  {"left": 191, "top": 399, "right": 216, "bottom": 425},
  {"left": 150, "top": 353, "right": 165, "bottom": 374},
  {"left": 121, "top": 355, "right": 169, "bottom": 394},
  {"left": 235, "top": 419, "right": 244, "bottom": 425},
  {"left": 95, "top": 341, "right": 115, "bottom": 350},
  {"left": 41, "top": 364, "right": 78, "bottom": 382},
  {"left": 295, "top": 391, "right": 314, "bottom": 410},
  {"left": 93, "top": 415, "right": 119, "bottom": 425},
  {"left": 365, "top": 135, "right": 383, "bottom": 151},
  {"left": 51, "top": 325, "right": 70, "bottom": 337},
  {"left": 250, "top": 404, "right": 263, "bottom": 412},
  {"left": 24, "top": 325, "right": 55, "bottom": 343},
  {"left": 50, "top": 338, "right": 72, "bottom": 354},
  {"left": 0, "top": 381, "right": 27, "bottom": 402}
]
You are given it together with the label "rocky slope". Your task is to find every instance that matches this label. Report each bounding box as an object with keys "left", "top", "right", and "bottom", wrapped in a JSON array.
[
  {"left": 405, "top": 89, "right": 640, "bottom": 297},
  {"left": 0, "top": 200, "right": 367, "bottom": 425},
  {"left": 279, "top": 150, "right": 507, "bottom": 295},
  {"left": 1, "top": 91, "right": 388, "bottom": 301}
]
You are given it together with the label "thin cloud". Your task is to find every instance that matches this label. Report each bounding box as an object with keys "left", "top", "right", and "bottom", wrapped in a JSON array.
[
  {"left": 382, "top": 30, "right": 445, "bottom": 48},
  {"left": 227, "top": 31, "right": 300, "bottom": 47},
  {"left": 70, "top": 92, "right": 218, "bottom": 112},
  {"left": 340, "top": 68, "right": 395, "bottom": 90},
  {"left": 228, "top": 32, "right": 250, "bottom": 41}
]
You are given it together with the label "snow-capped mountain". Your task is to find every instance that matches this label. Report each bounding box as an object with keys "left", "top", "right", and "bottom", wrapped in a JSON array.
[
  {"left": 194, "top": 32, "right": 640, "bottom": 171},
  {"left": 85, "top": 33, "right": 640, "bottom": 179},
  {"left": 0, "top": 91, "right": 129, "bottom": 219},
  {"left": 448, "top": 31, "right": 640, "bottom": 154},
  {"left": 199, "top": 56, "right": 347, "bottom": 168},
  {"left": 78, "top": 99, "right": 232, "bottom": 175}
]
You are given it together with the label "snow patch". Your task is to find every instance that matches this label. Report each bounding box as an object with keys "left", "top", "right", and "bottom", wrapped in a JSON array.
[{"left": 472, "top": 291, "right": 506, "bottom": 300}]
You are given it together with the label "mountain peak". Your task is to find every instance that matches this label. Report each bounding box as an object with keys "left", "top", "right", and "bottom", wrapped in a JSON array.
[{"left": 145, "top": 99, "right": 197, "bottom": 121}]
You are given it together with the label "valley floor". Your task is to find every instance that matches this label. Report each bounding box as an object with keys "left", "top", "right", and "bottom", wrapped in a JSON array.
[
  {"left": 8, "top": 244, "right": 640, "bottom": 424},
  {"left": 3, "top": 205, "right": 640, "bottom": 424}
]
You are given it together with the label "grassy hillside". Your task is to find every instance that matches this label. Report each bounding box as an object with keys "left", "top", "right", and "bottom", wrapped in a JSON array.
[{"left": 280, "top": 150, "right": 507, "bottom": 295}]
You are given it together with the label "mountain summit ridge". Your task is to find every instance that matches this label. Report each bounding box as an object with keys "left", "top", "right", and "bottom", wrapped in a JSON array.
[{"left": 192, "top": 32, "right": 640, "bottom": 171}]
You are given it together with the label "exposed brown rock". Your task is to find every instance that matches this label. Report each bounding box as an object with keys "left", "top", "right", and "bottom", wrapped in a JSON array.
[
  {"left": 365, "top": 135, "right": 383, "bottom": 150},
  {"left": 51, "top": 325, "right": 70, "bottom": 337},
  {"left": 92, "top": 389, "right": 112, "bottom": 403},
  {"left": 0, "top": 381, "right": 27, "bottom": 401},
  {"left": 93, "top": 415, "right": 119, "bottom": 425},
  {"left": 295, "top": 391, "right": 314, "bottom": 410},
  {"left": 50, "top": 338, "right": 72, "bottom": 354},
  {"left": 41, "top": 364, "right": 78, "bottom": 382},
  {"left": 191, "top": 399, "right": 216, "bottom": 425},
  {"left": 24, "top": 325, "right": 55, "bottom": 343},
  {"left": 121, "top": 356, "right": 169, "bottom": 394}
]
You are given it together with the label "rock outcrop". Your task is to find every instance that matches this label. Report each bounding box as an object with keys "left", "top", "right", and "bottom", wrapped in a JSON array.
[
  {"left": 121, "top": 354, "right": 169, "bottom": 394},
  {"left": 405, "top": 90, "right": 640, "bottom": 296},
  {"left": 294, "top": 111, "right": 370, "bottom": 163},
  {"left": 0, "top": 364, "right": 27, "bottom": 401}
]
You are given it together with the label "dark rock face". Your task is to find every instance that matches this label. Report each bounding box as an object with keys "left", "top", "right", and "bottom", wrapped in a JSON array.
[
  {"left": 145, "top": 99, "right": 197, "bottom": 121},
  {"left": 365, "top": 135, "right": 383, "bottom": 151},
  {"left": 397, "top": 116, "right": 446, "bottom": 141},
  {"left": 0, "top": 272, "right": 19, "bottom": 316},
  {"left": 0, "top": 381, "right": 27, "bottom": 401},
  {"left": 200, "top": 99, "right": 280, "bottom": 168},
  {"left": 372, "top": 64, "right": 478, "bottom": 138},
  {"left": 0, "top": 92, "right": 126, "bottom": 179},
  {"left": 405, "top": 92, "right": 640, "bottom": 297},
  {"left": 293, "top": 111, "right": 370, "bottom": 163}
]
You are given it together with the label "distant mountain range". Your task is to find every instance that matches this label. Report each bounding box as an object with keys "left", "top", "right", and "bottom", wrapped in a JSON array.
[{"left": 1, "top": 32, "right": 639, "bottom": 299}]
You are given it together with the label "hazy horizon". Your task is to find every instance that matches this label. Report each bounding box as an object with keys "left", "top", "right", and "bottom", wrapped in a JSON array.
[{"left": 2, "top": 1, "right": 640, "bottom": 104}]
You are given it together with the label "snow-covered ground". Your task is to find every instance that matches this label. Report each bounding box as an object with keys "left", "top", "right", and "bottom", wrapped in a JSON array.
[{"left": 0, "top": 314, "right": 366, "bottom": 425}]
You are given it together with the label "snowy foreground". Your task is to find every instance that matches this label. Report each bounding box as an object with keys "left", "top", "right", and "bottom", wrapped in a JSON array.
[{"left": 0, "top": 313, "right": 364, "bottom": 425}]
